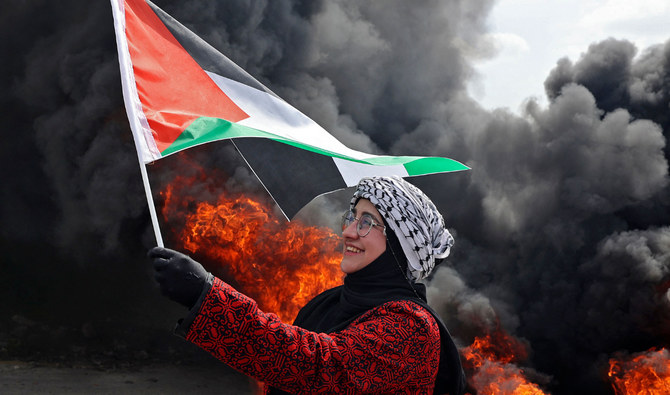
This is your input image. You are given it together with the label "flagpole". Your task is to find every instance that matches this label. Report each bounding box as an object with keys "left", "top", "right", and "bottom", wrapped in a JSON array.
[
  {"left": 110, "top": 0, "right": 163, "bottom": 247},
  {"left": 230, "top": 140, "right": 290, "bottom": 221},
  {"left": 139, "top": 161, "right": 165, "bottom": 247}
]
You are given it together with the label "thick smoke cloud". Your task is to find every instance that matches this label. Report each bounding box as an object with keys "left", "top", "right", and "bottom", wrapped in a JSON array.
[
  {"left": 2, "top": 0, "right": 669, "bottom": 393},
  {"left": 424, "top": 38, "right": 669, "bottom": 393}
]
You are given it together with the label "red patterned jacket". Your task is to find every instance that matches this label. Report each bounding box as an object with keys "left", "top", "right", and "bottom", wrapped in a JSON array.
[{"left": 177, "top": 276, "right": 441, "bottom": 394}]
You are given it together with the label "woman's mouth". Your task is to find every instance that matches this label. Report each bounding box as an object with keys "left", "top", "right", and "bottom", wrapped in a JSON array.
[{"left": 345, "top": 245, "right": 363, "bottom": 253}]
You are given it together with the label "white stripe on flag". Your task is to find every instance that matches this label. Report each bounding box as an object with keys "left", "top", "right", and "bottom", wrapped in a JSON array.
[
  {"left": 205, "top": 71, "right": 374, "bottom": 161},
  {"left": 333, "top": 157, "right": 408, "bottom": 187}
]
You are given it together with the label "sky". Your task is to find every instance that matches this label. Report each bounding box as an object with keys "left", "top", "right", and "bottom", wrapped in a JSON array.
[{"left": 471, "top": 0, "right": 670, "bottom": 112}]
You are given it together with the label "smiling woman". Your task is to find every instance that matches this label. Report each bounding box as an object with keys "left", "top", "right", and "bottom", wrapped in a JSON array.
[
  {"left": 148, "top": 176, "right": 465, "bottom": 394},
  {"left": 340, "top": 199, "right": 388, "bottom": 274}
]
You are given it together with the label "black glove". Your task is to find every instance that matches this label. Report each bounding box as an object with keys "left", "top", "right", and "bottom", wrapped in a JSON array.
[{"left": 148, "top": 247, "right": 210, "bottom": 309}]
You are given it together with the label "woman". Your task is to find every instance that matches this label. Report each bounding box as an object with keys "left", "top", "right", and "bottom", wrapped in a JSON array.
[{"left": 149, "top": 176, "right": 465, "bottom": 394}]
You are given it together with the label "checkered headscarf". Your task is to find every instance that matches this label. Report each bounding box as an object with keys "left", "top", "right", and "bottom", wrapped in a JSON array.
[{"left": 351, "top": 176, "right": 454, "bottom": 281}]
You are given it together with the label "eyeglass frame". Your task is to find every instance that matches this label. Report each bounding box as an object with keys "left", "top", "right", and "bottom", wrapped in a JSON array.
[{"left": 341, "top": 210, "right": 387, "bottom": 237}]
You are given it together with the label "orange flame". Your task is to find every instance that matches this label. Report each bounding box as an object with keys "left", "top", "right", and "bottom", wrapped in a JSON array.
[
  {"left": 608, "top": 348, "right": 670, "bottom": 395},
  {"left": 160, "top": 169, "right": 343, "bottom": 322},
  {"left": 462, "top": 328, "right": 548, "bottom": 395}
]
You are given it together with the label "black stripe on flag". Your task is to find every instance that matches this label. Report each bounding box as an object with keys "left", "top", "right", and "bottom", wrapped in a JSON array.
[
  {"left": 233, "top": 138, "right": 346, "bottom": 219},
  {"left": 146, "top": 0, "right": 275, "bottom": 97}
]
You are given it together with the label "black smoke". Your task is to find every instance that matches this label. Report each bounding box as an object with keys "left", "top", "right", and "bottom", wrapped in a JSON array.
[
  {"left": 424, "top": 39, "right": 670, "bottom": 393},
  {"left": 2, "top": 0, "right": 669, "bottom": 394}
]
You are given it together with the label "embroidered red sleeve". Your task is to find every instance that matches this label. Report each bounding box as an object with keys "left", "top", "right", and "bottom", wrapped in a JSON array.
[{"left": 184, "top": 277, "right": 440, "bottom": 394}]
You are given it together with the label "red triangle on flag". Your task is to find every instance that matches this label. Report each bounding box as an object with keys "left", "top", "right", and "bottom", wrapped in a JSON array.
[{"left": 124, "top": 0, "right": 249, "bottom": 153}]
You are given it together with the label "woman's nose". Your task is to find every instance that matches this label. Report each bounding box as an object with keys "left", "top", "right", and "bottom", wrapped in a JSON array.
[{"left": 342, "top": 221, "right": 359, "bottom": 238}]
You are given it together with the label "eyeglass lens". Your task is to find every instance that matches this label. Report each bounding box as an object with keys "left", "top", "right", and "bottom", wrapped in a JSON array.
[{"left": 341, "top": 211, "right": 374, "bottom": 236}]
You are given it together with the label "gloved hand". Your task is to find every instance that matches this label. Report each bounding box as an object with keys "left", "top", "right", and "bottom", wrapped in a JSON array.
[{"left": 148, "top": 247, "right": 210, "bottom": 309}]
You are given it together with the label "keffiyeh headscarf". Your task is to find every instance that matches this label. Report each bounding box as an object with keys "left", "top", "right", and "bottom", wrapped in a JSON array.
[{"left": 351, "top": 176, "right": 454, "bottom": 281}]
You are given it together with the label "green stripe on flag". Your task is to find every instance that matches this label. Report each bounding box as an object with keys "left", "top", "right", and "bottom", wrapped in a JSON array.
[
  {"left": 402, "top": 156, "right": 469, "bottom": 175},
  {"left": 163, "top": 117, "right": 469, "bottom": 173},
  {"left": 161, "top": 117, "right": 278, "bottom": 156}
]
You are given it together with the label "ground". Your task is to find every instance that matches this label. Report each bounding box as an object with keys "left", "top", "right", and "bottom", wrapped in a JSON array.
[
  {"left": 0, "top": 314, "right": 256, "bottom": 394},
  {"left": 1, "top": 360, "right": 255, "bottom": 394}
]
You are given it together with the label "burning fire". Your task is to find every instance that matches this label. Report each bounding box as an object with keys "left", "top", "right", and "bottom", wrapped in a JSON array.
[
  {"left": 160, "top": 170, "right": 343, "bottom": 322},
  {"left": 462, "top": 327, "right": 548, "bottom": 395},
  {"left": 608, "top": 348, "right": 670, "bottom": 394}
]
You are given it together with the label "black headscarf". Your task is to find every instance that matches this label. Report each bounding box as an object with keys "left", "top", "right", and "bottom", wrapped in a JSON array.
[
  {"left": 293, "top": 228, "right": 425, "bottom": 333},
  {"left": 268, "top": 228, "right": 465, "bottom": 395}
]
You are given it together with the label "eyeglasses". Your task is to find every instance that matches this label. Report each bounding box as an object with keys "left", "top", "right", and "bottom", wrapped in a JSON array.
[{"left": 341, "top": 210, "right": 386, "bottom": 237}]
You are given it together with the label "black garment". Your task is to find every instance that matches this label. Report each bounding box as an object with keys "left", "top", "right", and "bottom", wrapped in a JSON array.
[
  {"left": 269, "top": 230, "right": 465, "bottom": 395},
  {"left": 293, "top": 228, "right": 423, "bottom": 333}
]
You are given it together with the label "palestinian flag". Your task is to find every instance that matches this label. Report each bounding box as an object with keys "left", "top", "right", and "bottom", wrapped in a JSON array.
[{"left": 110, "top": 0, "right": 468, "bottom": 218}]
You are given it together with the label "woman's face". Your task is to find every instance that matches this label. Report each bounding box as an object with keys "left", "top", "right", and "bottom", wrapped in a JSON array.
[{"left": 340, "top": 199, "right": 387, "bottom": 274}]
